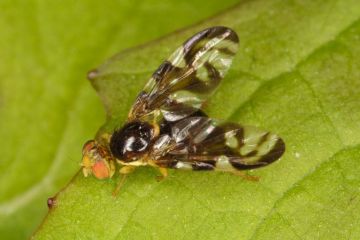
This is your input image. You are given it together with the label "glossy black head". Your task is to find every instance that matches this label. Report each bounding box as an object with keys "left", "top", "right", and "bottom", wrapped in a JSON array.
[{"left": 110, "top": 121, "right": 154, "bottom": 162}]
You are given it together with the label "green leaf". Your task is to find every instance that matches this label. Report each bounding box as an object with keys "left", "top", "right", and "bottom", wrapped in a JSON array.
[
  {"left": 33, "top": 0, "right": 360, "bottom": 239},
  {"left": 0, "top": 0, "right": 240, "bottom": 239}
]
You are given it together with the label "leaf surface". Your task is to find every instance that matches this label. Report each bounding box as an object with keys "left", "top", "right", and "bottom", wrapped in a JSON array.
[{"left": 33, "top": 0, "right": 360, "bottom": 239}]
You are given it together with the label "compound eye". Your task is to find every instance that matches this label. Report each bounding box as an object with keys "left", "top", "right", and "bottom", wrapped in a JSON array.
[{"left": 110, "top": 121, "right": 154, "bottom": 161}]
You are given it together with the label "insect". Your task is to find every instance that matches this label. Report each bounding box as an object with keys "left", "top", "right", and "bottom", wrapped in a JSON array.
[{"left": 81, "top": 26, "right": 285, "bottom": 195}]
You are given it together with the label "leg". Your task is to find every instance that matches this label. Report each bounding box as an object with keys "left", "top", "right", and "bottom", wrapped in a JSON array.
[
  {"left": 119, "top": 165, "right": 136, "bottom": 175},
  {"left": 112, "top": 166, "right": 136, "bottom": 196},
  {"left": 156, "top": 167, "right": 168, "bottom": 182},
  {"left": 232, "top": 171, "right": 260, "bottom": 182}
]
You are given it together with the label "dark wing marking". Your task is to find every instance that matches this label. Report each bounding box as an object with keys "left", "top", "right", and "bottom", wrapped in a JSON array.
[
  {"left": 128, "top": 26, "right": 239, "bottom": 122},
  {"left": 154, "top": 117, "right": 285, "bottom": 171}
]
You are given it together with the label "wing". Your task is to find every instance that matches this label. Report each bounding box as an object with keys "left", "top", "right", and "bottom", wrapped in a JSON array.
[
  {"left": 153, "top": 117, "right": 285, "bottom": 171},
  {"left": 128, "top": 26, "right": 239, "bottom": 122}
]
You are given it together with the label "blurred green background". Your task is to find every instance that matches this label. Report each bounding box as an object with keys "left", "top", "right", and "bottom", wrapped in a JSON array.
[
  {"left": 2, "top": 1, "right": 360, "bottom": 239},
  {"left": 0, "top": 0, "right": 239, "bottom": 238}
]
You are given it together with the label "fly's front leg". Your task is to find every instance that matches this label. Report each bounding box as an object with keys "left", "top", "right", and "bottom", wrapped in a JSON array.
[
  {"left": 112, "top": 166, "right": 136, "bottom": 197},
  {"left": 119, "top": 165, "right": 136, "bottom": 175}
]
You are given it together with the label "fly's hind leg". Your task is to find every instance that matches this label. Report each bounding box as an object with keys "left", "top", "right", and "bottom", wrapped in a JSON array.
[
  {"left": 156, "top": 167, "right": 168, "bottom": 182},
  {"left": 232, "top": 171, "right": 260, "bottom": 182}
]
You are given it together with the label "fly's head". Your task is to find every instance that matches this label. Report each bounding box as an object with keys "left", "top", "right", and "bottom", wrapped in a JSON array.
[{"left": 81, "top": 140, "right": 115, "bottom": 179}]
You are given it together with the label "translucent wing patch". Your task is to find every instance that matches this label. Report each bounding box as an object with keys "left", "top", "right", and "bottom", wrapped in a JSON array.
[
  {"left": 154, "top": 117, "right": 285, "bottom": 171},
  {"left": 128, "top": 26, "right": 239, "bottom": 122}
]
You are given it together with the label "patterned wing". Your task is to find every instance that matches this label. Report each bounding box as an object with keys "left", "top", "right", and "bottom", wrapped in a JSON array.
[
  {"left": 154, "top": 117, "right": 285, "bottom": 171},
  {"left": 128, "top": 26, "right": 239, "bottom": 122}
]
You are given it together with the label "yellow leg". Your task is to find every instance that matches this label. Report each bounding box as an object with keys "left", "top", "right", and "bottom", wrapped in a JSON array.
[
  {"left": 112, "top": 166, "right": 136, "bottom": 197},
  {"left": 156, "top": 167, "right": 168, "bottom": 182},
  {"left": 232, "top": 171, "right": 260, "bottom": 182},
  {"left": 119, "top": 165, "right": 136, "bottom": 174}
]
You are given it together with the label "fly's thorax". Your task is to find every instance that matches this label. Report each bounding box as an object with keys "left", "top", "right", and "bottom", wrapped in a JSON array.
[
  {"left": 81, "top": 140, "right": 115, "bottom": 179},
  {"left": 109, "top": 121, "right": 159, "bottom": 164}
]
